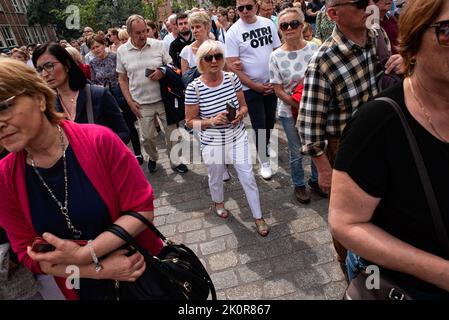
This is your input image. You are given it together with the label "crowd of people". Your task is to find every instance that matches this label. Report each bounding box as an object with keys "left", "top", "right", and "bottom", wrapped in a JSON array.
[{"left": 1, "top": 0, "right": 449, "bottom": 301}]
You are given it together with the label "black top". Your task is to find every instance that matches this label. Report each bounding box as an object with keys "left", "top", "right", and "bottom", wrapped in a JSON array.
[
  {"left": 56, "top": 85, "right": 130, "bottom": 144},
  {"left": 305, "top": 1, "right": 323, "bottom": 24},
  {"left": 169, "top": 33, "right": 194, "bottom": 70},
  {"left": 26, "top": 145, "right": 114, "bottom": 299},
  {"left": 334, "top": 82, "right": 449, "bottom": 296}
]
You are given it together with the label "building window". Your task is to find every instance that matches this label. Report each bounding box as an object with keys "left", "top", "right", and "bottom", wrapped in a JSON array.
[
  {"left": 0, "top": 35, "right": 5, "bottom": 49},
  {"left": 0, "top": 3, "right": 4, "bottom": 12},
  {"left": 22, "top": 27, "right": 33, "bottom": 44},
  {"left": 0, "top": 26, "right": 18, "bottom": 47},
  {"left": 12, "top": 0, "right": 24, "bottom": 13}
]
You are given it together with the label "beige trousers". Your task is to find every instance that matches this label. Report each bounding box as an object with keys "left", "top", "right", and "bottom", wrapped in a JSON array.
[{"left": 138, "top": 101, "right": 178, "bottom": 166}]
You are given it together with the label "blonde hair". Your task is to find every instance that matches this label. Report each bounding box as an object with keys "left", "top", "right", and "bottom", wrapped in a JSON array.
[
  {"left": 118, "top": 29, "right": 129, "bottom": 41},
  {"left": 196, "top": 40, "right": 225, "bottom": 73},
  {"left": 0, "top": 59, "right": 64, "bottom": 124},
  {"left": 189, "top": 11, "right": 211, "bottom": 27},
  {"left": 65, "top": 46, "right": 83, "bottom": 65},
  {"left": 11, "top": 47, "right": 29, "bottom": 61},
  {"left": 278, "top": 7, "right": 305, "bottom": 24}
]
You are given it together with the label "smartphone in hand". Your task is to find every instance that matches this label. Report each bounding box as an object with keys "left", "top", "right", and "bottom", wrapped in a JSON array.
[
  {"left": 145, "top": 68, "right": 155, "bottom": 77},
  {"left": 226, "top": 102, "right": 236, "bottom": 122},
  {"left": 31, "top": 237, "right": 87, "bottom": 253}
]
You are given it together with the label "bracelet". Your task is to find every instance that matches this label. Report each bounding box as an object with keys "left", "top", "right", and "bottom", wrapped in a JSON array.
[{"left": 87, "top": 240, "right": 103, "bottom": 273}]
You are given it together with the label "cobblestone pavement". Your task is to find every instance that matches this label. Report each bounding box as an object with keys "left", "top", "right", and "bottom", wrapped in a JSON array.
[{"left": 143, "top": 121, "right": 346, "bottom": 300}]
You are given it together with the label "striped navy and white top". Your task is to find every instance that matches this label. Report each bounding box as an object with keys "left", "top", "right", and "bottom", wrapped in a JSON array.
[{"left": 185, "top": 72, "right": 246, "bottom": 147}]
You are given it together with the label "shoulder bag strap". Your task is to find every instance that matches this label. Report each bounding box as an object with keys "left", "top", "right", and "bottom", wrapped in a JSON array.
[
  {"left": 121, "top": 211, "right": 167, "bottom": 242},
  {"left": 84, "top": 84, "right": 95, "bottom": 124},
  {"left": 226, "top": 72, "right": 236, "bottom": 90},
  {"left": 376, "top": 97, "right": 449, "bottom": 255},
  {"left": 193, "top": 80, "right": 200, "bottom": 100}
]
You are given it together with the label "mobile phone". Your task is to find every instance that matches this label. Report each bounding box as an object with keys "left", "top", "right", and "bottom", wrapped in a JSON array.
[
  {"left": 145, "top": 68, "right": 155, "bottom": 77},
  {"left": 31, "top": 237, "right": 88, "bottom": 253},
  {"left": 226, "top": 102, "right": 236, "bottom": 122}
]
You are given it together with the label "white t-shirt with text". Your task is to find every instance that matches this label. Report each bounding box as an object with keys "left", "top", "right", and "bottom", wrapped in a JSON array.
[{"left": 225, "top": 16, "right": 281, "bottom": 90}]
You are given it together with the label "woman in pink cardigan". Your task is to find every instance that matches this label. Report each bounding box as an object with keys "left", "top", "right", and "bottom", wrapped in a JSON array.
[{"left": 0, "top": 59, "right": 163, "bottom": 300}]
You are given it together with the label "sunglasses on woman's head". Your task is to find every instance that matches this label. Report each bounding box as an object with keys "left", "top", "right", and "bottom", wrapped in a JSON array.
[
  {"left": 203, "top": 53, "right": 224, "bottom": 63},
  {"left": 237, "top": 4, "right": 254, "bottom": 12},
  {"left": 429, "top": 20, "right": 449, "bottom": 47},
  {"left": 279, "top": 20, "right": 302, "bottom": 31},
  {"left": 331, "top": 0, "right": 369, "bottom": 10}
]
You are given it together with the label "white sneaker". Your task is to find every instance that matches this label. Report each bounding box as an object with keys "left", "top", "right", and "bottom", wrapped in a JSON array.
[{"left": 259, "top": 161, "right": 272, "bottom": 180}]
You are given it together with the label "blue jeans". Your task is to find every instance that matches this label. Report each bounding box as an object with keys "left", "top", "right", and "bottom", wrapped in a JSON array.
[{"left": 279, "top": 116, "right": 318, "bottom": 187}]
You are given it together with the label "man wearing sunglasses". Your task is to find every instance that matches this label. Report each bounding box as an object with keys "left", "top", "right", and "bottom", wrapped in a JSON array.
[
  {"left": 226, "top": 0, "right": 282, "bottom": 180},
  {"left": 298, "top": 0, "right": 403, "bottom": 273}
]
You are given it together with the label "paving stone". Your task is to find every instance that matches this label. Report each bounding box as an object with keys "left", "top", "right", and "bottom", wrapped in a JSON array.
[
  {"left": 293, "top": 267, "right": 332, "bottom": 289},
  {"left": 323, "top": 281, "right": 347, "bottom": 300},
  {"left": 303, "top": 244, "right": 337, "bottom": 266},
  {"left": 290, "top": 214, "right": 326, "bottom": 233},
  {"left": 225, "top": 233, "right": 258, "bottom": 249},
  {"left": 215, "top": 291, "right": 227, "bottom": 300},
  {"left": 208, "top": 251, "right": 239, "bottom": 271},
  {"left": 237, "top": 261, "right": 273, "bottom": 283},
  {"left": 238, "top": 244, "right": 268, "bottom": 264},
  {"left": 264, "top": 237, "right": 294, "bottom": 258},
  {"left": 276, "top": 288, "right": 326, "bottom": 300},
  {"left": 321, "top": 262, "right": 347, "bottom": 282},
  {"left": 177, "top": 219, "right": 203, "bottom": 233},
  {"left": 211, "top": 270, "right": 239, "bottom": 290},
  {"left": 263, "top": 276, "right": 298, "bottom": 299},
  {"left": 154, "top": 206, "right": 176, "bottom": 216},
  {"left": 157, "top": 224, "right": 177, "bottom": 237},
  {"left": 226, "top": 283, "right": 263, "bottom": 300},
  {"left": 272, "top": 252, "right": 306, "bottom": 274},
  {"left": 166, "top": 211, "right": 193, "bottom": 224},
  {"left": 209, "top": 224, "right": 234, "bottom": 238},
  {"left": 200, "top": 238, "right": 227, "bottom": 256},
  {"left": 153, "top": 215, "right": 166, "bottom": 227},
  {"left": 312, "top": 227, "right": 333, "bottom": 245},
  {"left": 184, "top": 230, "right": 207, "bottom": 244}
]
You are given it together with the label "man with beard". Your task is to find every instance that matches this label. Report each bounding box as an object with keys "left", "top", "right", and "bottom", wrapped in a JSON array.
[{"left": 169, "top": 13, "right": 194, "bottom": 69}]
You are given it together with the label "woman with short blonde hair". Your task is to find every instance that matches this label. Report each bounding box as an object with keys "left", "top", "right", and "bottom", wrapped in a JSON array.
[{"left": 185, "top": 40, "right": 269, "bottom": 237}]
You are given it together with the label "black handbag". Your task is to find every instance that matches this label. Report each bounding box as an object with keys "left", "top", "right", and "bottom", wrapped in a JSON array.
[
  {"left": 107, "top": 211, "right": 216, "bottom": 300},
  {"left": 344, "top": 97, "right": 449, "bottom": 300}
]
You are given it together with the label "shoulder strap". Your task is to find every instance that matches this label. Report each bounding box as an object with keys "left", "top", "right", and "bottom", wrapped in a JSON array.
[
  {"left": 376, "top": 97, "right": 449, "bottom": 256},
  {"left": 84, "top": 84, "right": 94, "bottom": 124},
  {"left": 192, "top": 80, "right": 200, "bottom": 100},
  {"left": 226, "top": 72, "right": 236, "bottom": 90}
]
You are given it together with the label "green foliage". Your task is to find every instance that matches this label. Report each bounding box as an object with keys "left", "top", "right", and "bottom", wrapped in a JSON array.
[{"left": 27, "top": 0, "right": 149, "bottom": 39}]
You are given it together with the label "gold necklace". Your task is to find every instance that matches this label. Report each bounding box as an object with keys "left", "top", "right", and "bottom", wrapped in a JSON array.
[{"left": 409, "top": 77, "right": 449, "bottom": 143}]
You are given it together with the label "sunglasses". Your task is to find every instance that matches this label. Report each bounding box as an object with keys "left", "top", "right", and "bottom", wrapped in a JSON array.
[
  {"left": 279, "top": 20, "right": 302, "bottom": 31},
  {"left": 35, "top": 61, "right": 60, "bottom": 74},
  {"left": 0, "top": 95, "right": 16, "bottom": 112},
  {"left": 331, "top": 0, "right": 369, "bottom": 10},
  {"left": 429, "top": 20, "right": 449, "bottom": 47},
  {"left": 237, "top": 4, "right": 254, "bottom": 12},
  {"left": 203, "top": 53, "right": 224, "bottom": 63}
]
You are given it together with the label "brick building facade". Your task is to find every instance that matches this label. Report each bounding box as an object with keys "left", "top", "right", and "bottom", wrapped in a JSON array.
[{"left": 0, "top": 0, "right": 56, "bottom": 50}]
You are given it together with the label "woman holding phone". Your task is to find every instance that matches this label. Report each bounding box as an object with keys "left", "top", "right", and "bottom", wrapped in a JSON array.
[
  {"left": 0, "top": 59, "right": 163, "bottom": 300},
  {"left": 185, "top": 40, "right": 269, "bottom": 237}
]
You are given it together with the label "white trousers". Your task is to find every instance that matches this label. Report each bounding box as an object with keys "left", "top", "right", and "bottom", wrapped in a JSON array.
[{"left": 202, "top": 133, "right": 262, "bottom": 219}]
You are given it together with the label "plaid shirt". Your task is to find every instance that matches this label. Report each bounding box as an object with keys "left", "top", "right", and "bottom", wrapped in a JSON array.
[{"left": 299, "top": 26, "right": 383, "bottom": 157}]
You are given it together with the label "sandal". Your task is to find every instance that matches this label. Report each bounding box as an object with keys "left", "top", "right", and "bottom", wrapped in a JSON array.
[
  {"left": 212, "top": 204, "right": 229, "bottom": 219},
  {"left": 255, "top": 218, "right": 269, "bottom": 237}
]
